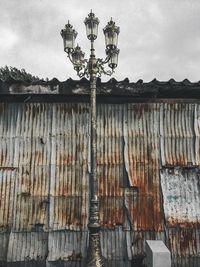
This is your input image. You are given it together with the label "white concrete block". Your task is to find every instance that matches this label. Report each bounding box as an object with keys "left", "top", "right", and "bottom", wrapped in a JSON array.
[{"left": 146, "top": 240, "right": 171, "bottom": 267}]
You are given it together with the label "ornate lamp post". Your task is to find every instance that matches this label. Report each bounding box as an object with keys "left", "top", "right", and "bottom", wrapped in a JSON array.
[{"left": 61, "top": 11, "right": 120, "bottom": 267}]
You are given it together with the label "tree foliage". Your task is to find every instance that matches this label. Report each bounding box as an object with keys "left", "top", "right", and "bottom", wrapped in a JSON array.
[{"left": 0, "top": 66, "right": 43, "bottom": 82}]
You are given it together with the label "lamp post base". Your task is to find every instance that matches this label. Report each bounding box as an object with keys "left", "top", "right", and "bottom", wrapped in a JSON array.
[
  {"left": 86, "top": 197, "right": 105, "bottom": 267},
  {"left": 86, "top": 230, "right": 106, "bottom": 267}
]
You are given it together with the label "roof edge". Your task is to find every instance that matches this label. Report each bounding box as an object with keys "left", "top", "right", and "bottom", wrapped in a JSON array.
[{"left": 1, "top": 77, "right": 200, "bottom": 98}]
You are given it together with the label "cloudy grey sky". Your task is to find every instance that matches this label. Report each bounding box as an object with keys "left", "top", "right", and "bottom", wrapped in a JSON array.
[{"left": 0, "top": 0, "right": 200, "bottom": 82}]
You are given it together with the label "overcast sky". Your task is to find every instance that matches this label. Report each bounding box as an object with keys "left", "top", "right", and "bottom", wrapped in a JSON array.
[{"left": 0, "top": 0, "right": 200, "bottom": 82}]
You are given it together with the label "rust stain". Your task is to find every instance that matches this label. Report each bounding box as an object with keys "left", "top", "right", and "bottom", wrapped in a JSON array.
[
  {"left": 124, "top": 103, "right": 164, "bottom": 231},
  {"left": 168, "top": 228, "right": 198, "bottom": 257},
  {"left": 100, "top": 197, "right": 124, "bottom": 228},
  {"left": 0, "top": 167, "right": 17, "bottom": 170},
  {"left": 67, "top": 251, "right": 82, "bottom": 261},
  {"left": 53, "top": 195, "right": 87, "bottom": 230}
]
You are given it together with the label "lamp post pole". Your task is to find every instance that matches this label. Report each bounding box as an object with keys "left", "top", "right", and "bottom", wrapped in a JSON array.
[
  {"left": 86, "top": 39, "right": 103, "bottom": 266},
  {"left": 61, "top": 11, "right": 120, "bottom": 267}
]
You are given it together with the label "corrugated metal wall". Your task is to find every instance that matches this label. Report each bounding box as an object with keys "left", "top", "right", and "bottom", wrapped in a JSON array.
[{"left": 0, "top": 102, "right": 200, "bottom": 267}]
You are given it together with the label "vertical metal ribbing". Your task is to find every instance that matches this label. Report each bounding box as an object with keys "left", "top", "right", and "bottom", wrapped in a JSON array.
[{"left": 86, "top": 40, "right": 105, "bottom": 267}]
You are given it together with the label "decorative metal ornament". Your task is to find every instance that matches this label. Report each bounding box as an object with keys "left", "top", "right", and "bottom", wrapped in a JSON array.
[{"left": 61, "top": 11, "right": 120, "bottom": 267}]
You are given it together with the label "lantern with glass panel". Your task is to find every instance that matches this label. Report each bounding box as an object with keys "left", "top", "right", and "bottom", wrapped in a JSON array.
[{"left": 60, "top": 10, "right": 120, "bottom": 77}]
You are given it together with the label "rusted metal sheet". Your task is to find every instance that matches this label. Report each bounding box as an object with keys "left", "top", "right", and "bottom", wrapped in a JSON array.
[
  {"left": 0, "top": 233, "right": 9, "bottom": 263},
  {"left": 100, "top": 228, "right": 128, "bottom": 264},
  {"left": 126, "top": 230, "right": 166, "bottom": 261},
  {"left": 0, "top": 101, "right": 200, "bottom": 267},
  {"left": 49, "top": 103, "right": 89, "bottom": 231},
  {"left": 168, "top": 228, "right": 200, "bottom": 267},
  {"left": 160, "top": 103, "right": 195, "bottom": 167},
  {"left": 12, "top": 166, "right": 49, "bottom": 232},
  {"left": 0, "top": 169, "right": 17, "bottom": 232},
  {"left": 124, "top": 103, "right": 164, "bottom": 231},
  {"left": 194, "top": 104, "right": 200, "bottom": 165},
  {"left": 0, "top": 104, "right": 18, "bottom": 168},
  {"left": 161, "top": 167, "right": 200, "bottom": 266},
  {"left": 99, "top": 197, "right": 124, "bottom": 228},
  {"left": 0, "top": 103, "right": 52, "bottom": 168},
  {"left": 161, "top": 168, "right": 200, "bottom": 227},
  {"left": 97, "top": 104, "right": 124, "bottom": 228},
  {"left": 96, "top": 104, "right": 124, "bottom": 166},
  {"left": 0, "top": 103, "right": 90, "bottom": 232},
  {"left": 47, "top": 230, "right": 87, "bottom": 263},
  {"left": 7, "top": 232, "right": 48, "bottom": 262}
]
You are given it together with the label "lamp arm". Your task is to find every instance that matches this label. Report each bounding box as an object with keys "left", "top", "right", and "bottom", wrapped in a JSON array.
[
  {"left": 96, "top": 54, "right": 111, "bottom": 65},
  {"left": 76, "top": 59, "right": 90, "bottom": 78},
  {"left": 67, "top": 51, "right": 74, "bottom": 64},
  {"left": 96, "top": 62, "right": 114, "bottom": 78},
  {"left": 66, "top": 52, "right": 89, "bottom": 78}
]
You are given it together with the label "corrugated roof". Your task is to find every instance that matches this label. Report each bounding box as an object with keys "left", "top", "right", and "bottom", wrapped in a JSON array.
[{"left": 1, "top": 77, "right": 200, "bottom": 98}]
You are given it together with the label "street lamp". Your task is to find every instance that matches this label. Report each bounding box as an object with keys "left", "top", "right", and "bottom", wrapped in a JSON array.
[{"left": 61, "top": 10, "right": 120, "bottom": 267}]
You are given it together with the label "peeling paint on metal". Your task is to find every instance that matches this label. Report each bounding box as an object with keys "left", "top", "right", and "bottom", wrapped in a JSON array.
[{"left": 161, "top": 168, "right": 200, "bottom": 227}]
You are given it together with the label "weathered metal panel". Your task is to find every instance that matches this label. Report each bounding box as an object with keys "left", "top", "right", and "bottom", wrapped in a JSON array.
[
  {"left": 12, "top": 166, "right": 49, "bottom": 232},
  {"left": 161, "top": 167, "right": 200, "bottom": 266},
  {"left": 0, "top": 101, "right": 200, "bottom": 267},
  {"left": 0, "top": 233, "right": 9, "bottom": 262},
  {"left": 0, "top": 103, "right": 90, "bottom": 232},
  {"left": 0, "top": 104, "right": 19, "bottom": 168},
  {"left": 126, "top": 230, "right": 166, "bottom": 261},
  {"left": 47, "top": 230, "right": 87, "bottom": 264},
  {"left": 123, "top": 103, "right": 164, "bottom": 231},
  {"left": 97, "top": 104, "right": 124, "bottom": 166},
  {"left": 100, "top": 228, "right": 126, "bottom": 261},
  {"left": 97, "top": 104, "right": 124, "bottom": 228},
  {"left": 49, "top": 103, "right": 90, "bottom": 231},
  {"left": 99, "top": 197, "right": 124, "bottom": 228},
  {"left": 194, "top": 104, "right": 200, "bottom": 165},
  {"left": 0, "top": 103, "right": 51, "bottom": 233},
  {"left": 7, "top": 232, "right": 48, "bottom": 262},
  {"left": 161, "top": 168, "right": 200, "bottom": 226},
  {"left": 0, "top": 169, "right": 17, "bottom": 232},
  {"left": 168, "top": 228, "right": 200, "bottom": 267},
  {"left": 160, "top": 103, "right": 195, "bottom": 167},
  {"left": 15, "top": 103, "right": 52, "bottom": 167}
]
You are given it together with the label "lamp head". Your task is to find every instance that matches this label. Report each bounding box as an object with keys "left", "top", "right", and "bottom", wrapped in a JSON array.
[
  {"left": 103, "top": 18, "right": 120, "bottom": 49},
  {"left": 72, "top": 44, "right": 85, "bottom": 70},
  {"left": 84, "top": 10, "right": 99, "bottom": 41},
  {"left": 61, "top": 21, "right": 77, "bottom": 53},
  {"left": 106, "top": 48, "right": 120, "bottom": 69}
]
